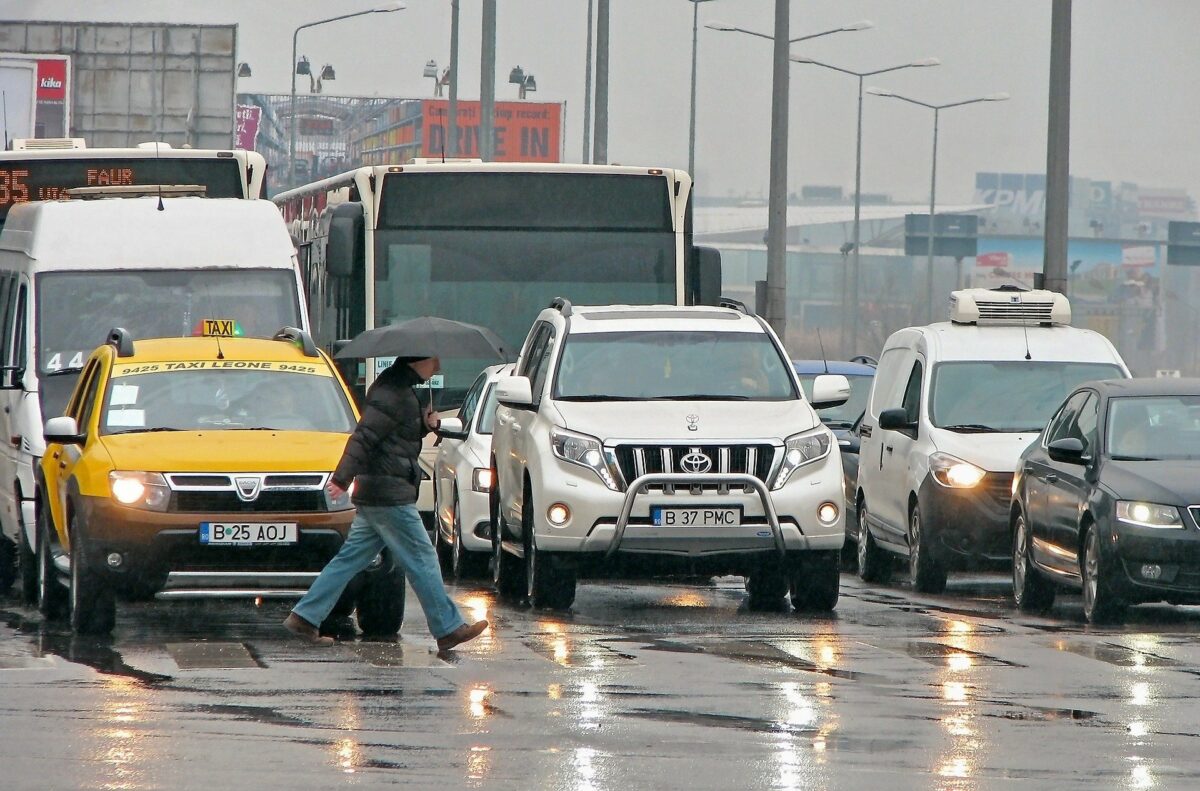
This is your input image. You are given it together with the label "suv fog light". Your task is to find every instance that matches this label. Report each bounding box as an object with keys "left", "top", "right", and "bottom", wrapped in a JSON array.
[
  {"left": 106, "top": 552, "right": 124, "bottom": 569},
  {"left": 1141, "top": 564, "right": 1163, "bottom": 581},
  {"left": 547, "top": 503, "right": 570, "bottom": 527},
  {"left": 817, "top": 502, "right": 839, "bottom": 526}
]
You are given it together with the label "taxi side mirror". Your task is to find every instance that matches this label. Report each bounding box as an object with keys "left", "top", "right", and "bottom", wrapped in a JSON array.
[{"left": 44, "top": 416, "right": 84, "bottom": 445}]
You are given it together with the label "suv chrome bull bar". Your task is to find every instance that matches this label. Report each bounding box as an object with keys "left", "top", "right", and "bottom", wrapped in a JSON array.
[{"left": 607, "top": 473, "right": 786, "bottom": 559}]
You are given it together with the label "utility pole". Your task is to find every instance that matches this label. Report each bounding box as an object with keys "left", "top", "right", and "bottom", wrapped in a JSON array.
[
  {"left": 448, "top": 0, "right": 460, "bottom": 156},
  {"left": 764, "top": 0, "right": 789, "bottom": 339},
  {"left": 582, "top": 0, "right": 594, "bottom": 163},
  {"left": 593, "top": 0, "right": 610, "bottom": 164},
  {"left": 1043, "top": 0, "right": 1072, "bottom": 294},
  {"left": 480, "top": 0, "right": 497, "bottom": 161}
]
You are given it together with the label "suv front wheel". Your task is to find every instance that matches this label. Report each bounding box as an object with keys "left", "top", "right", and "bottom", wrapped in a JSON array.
[
  {"left": 492, "top": 503, "right": 526, "bottom": 602},
  {"left": 789, "top": 551, "right": 840, "bottom": 611},
  {"left": 524, "top": 486, "right": 576, "bottom": 610}
]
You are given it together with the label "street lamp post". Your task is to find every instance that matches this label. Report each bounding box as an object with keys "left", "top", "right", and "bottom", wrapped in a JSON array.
[
  {"left": 866, "top": 88, "right": 1009, "bottom": 323},
  {"left": 707, "top": 15, "right": 872, "bottom": 340},
  {"left": 289, "top": 3, "right": 404, "bottom": 190},
  {"left": 687, "top": 0, "right": 716, "bottom": 180},
  {"left": 791, "top": 56, "right": 939, "bottom": 354}
]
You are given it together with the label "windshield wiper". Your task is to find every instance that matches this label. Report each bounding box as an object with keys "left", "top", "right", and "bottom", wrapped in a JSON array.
[
  {"left": 556, "top": 395, "right": 649, "bottom": 402},
  {"left": 109, "top": 427, "right": 183, "bottom": 434},
  {"left": 1110, "top": 454, "right": 1163, "bottom": 462},
  {"left": 43, "top": 367, "right": 84, "bottom": 377},
  {"left": 823, "top": 419, "right": 856, "bottom": 429},
  {"left": 649, "top": 394, "right": 751, "bottom": 401},
  {"left": 941, "top": 423, "right": 1001, "bottom": 433}
]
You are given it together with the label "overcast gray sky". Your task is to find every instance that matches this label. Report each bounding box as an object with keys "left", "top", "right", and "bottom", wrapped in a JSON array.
[{"left": 6, "top": 0, "right": 1199, "bottom": 203}]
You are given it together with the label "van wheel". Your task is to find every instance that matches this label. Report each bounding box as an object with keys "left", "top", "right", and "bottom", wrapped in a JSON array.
[
  {"left": 355, "top": 552, "right": 406, "bottom": 636},
  {"left": 1012, "top": 511, "right": 1055, "bottom": 613},
  {"left": 1082, "top": 525, "right": 1126, "bottom": 625},
  {"left": 790, "top": 551, "right": 841, "bottom": 611},
  {"left": 491, "top": 507, "right": 526, "bottom": 602},
  {"left": 68, "top": 515, "right": 116, "bottom": 636},
  {"left": 37, "top": 512, "right": 67, "bottom": 620},
  {"left": 856, "top": 500, "right": 892, "bottom": 583},
  {"left": 908, "top": 505, "right": 947, "bottom": 594},
  {"left": 18, "top": 521, "right": 38, "bottom": 604},
  {"left": 747, "top": 557, "right": 789, "bottom": 611}
]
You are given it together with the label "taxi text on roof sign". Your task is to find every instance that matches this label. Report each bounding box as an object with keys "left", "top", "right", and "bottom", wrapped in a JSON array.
[
  {"left": 110, "top": 360, "right": 331, "bottom": 377},
  {"left": 195, "top": 319, "right": 245, "bottom": 337}
]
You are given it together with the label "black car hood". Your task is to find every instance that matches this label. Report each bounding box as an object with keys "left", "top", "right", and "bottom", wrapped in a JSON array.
[{"left": 1103, "top": 460, "right": 1200, "bottom": 507}]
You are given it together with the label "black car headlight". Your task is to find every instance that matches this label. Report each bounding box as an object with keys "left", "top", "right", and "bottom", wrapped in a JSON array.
[{"left": 1116, "top": 501, "right": 1183, "bottom": 529}]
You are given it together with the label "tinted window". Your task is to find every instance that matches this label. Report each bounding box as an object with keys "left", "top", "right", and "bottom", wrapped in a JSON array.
[
  {"left": 1075, "top": 393, "right": 1100, "bottom": 455},
  {"left": 1108, "top": 395, "right": 1200, "bottom": 460},
  {"left": 901, "top": 361, "right": 924, "bottom": 424},
  {"left": 476, "top": 383, "right": 500, "bottom": 435},
  {"left": 1045, "top": 392, "right": 1088, "bottom": 444},
  {"left": 458, "top": 372, "right": 488, "bottom": 427}
]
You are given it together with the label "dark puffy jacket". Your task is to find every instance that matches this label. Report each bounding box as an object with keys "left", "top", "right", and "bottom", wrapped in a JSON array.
[{"left": 332, "top": 363, "right": 430, "bottom": 506}]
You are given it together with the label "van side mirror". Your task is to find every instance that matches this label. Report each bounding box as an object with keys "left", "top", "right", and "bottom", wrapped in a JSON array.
[
  {"left": 44, "top": 416, "right": 84, "bottom": 445},
  {"left": 1047, "top": 437, "right": 1085, "bottom": 464},
  {"left": 437, "top": 417, "right": 468, "bottom": 440},
  {"left": 327, "top": 202, "right": 365, "bottom": 278},
  {"left": 0, "top": 365, "right": 24, "bottom": 391},
  {"left": 496, "top": 376, "right": 534, "bottom": 408},
  {"left": 878, "top": 408, "right": 915, "bottom": 432},
  {"left": 810, "top": 374, "right": 851, "bottom": 409}
]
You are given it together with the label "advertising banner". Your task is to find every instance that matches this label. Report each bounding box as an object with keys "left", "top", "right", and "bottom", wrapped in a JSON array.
[
  {"left": 234, "top": 104, "right": 261, "bottom": 151},
  {"left": 423, "top": 100, "right": 562, "bottom": 162}
]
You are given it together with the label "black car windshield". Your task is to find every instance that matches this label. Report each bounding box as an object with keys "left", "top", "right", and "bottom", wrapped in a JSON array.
[
  {"left": 930, "top": 361, "right": 1124, "bottom": 432},
  {"left": 799, "top": 373, "right": 873, "bottom": 426},
  {"left": 555, "top": 330, "right": 798, "bottom": 401},
  {"left": 1108, "top": 395, "right": 1200, "bottom": 460},
  {"left": 100, "top": 367, "right": 356, "bottom": 434}
]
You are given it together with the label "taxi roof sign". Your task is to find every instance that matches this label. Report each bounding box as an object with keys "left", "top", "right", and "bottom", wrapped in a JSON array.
[{"left": 195, "top": 319, "right": 244, "bottom": 337}]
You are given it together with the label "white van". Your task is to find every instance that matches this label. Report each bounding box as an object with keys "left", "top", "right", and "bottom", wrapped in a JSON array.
[
  {"left": 0, "top": 195, "right": 308, "bottom": 601},
  {"left": 854, "top": 287, "right": 1130, "bottom": 593}
]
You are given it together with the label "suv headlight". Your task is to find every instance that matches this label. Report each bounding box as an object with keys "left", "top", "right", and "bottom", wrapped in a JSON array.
[
  {"left": 771, "top": 428, "right": 833, "bottom": 490},
  {"left": 109, "top": 471, "right": 170, "bottom": 511},
  {"left": 551, "top": 427, "right": 621, "bottom": 491},
  {"left": 1116, "top": 501, "right": 1183, "bottom": 529},
  {"left": 324, "top": 478, "right": 355, "bottom": 511},
  {"left": 929, "top": 453, "right": 985, "bottom": 488}
]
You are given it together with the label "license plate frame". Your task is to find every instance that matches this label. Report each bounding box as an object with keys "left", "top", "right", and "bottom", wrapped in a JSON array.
[
  {"left": 650, "top": 505, "right": 742, "bottom": 528},
  {"left": 199, "top": 522, "right": 299, "bottom": 545}
]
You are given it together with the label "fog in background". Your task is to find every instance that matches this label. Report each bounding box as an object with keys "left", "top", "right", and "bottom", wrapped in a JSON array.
[{"left": 7, "top": 0, "right": 1200, "bottom": 203}]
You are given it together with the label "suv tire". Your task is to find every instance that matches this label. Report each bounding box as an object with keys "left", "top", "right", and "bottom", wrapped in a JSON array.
[
  {"left": 1012, "top": 511, "right": 1055, "bottom": 613},
  {"left": 356, "top": 552, "right": 406, "bottom": 636},
  {"left": 908, "top": 504, "right": 947, "bottom": 594},
  {"left": 37, "top": 510, "right": 67, "bottom": 620},
  {"left": 856, "top": 500, "right": 892, "bottom": 584},
  {"left": 68, "top": 515, "right": 116, "bottom": 635},
  {"left": 523, "top": 485, "right": 576, "bottom": 609},
  {"left": 492, "top": 510, "right": 526, "bottom": 601},
  {"left": 746, "top": 557, "right": 789, "bottom": 611},
  {"left": 790, "top": 550, "right": 840, "bottom": 611}
]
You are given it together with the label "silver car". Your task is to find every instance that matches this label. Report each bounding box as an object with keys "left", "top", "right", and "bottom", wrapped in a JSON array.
[{"left": 433, "top": 363, "right": 512, "bottom": 578}]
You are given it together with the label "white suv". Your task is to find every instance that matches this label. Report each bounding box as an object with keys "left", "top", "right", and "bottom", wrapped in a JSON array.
[{"left": 490, "top": 299, "right": 851, "bottom": 611}]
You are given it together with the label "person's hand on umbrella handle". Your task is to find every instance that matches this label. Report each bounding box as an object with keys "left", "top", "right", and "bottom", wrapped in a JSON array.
[{"left": 423, "top": 404, "right": 440, "bottom": 432}]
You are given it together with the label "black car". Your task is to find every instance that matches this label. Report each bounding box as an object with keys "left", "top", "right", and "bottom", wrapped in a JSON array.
[{"left": 1011, "top": 378, "right": 1200, "bottom": 623}]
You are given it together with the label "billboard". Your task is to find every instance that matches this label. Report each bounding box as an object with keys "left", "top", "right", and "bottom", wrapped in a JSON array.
[
  {"left": 973, "top": 237, "right": 1161, "bottom": 303},
  {"left": 424, "top": 100, "right": 562, "bottom": 161}
]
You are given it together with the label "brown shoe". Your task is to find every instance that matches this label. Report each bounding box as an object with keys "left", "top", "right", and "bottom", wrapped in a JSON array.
[
  {"left": 436, "top": 620, "right": 489, "bottom": 652},
  {"left": 283, "top": 612, "right": 335, "bottom": 646}
]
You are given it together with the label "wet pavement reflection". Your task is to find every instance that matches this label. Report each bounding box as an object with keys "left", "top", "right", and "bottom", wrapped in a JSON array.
[{"left": 5, "top": 573, "right": 1200, "bottom": 788}]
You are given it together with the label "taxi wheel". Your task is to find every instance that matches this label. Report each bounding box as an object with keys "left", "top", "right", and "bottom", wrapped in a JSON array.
[
  {"left": 68, "top": 516, "right": 116, "bottom": 636},
  {"left": 37, "top": 510, "right": 67, "bottom": 620},
  {"left": 790, "top": 551, "right": 841, "bottom": 612},
  {"left": 908, "top": 505, "right": 947, "bottom": 594},
  {"left": 0, "top": 536, "right": 16, "bottom": 594},
  {"left": 18, "top": 521, "right": 38, "bottom": 604},
  {"left": 355, "top": 552, "right": 406, "bottom": 636},
  {"left": 452, "top": 493, "right": 489, "bottom": 580},
  {"left": 491, "top": 507, "right": 526, "bottom": 602},
  {"left": 524, "top": 494, "right": 575, "bottom": 610},
  {"left": 856, "top": 500, "right": 893, "bottom": 584},
  {"left": 1082, "top": 524, "right": 1127, "bottom": 625},
  {"left": 1012, "top": 511, "right": 1055, "bottom": 613},
  {"left": 746, "top": 558, "right": 789, "bottom": 611}
]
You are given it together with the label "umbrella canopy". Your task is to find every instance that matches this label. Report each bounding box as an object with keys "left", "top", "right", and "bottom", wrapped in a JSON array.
[{"left": 334, "top": 316, "right": 510, "bottom": 361}]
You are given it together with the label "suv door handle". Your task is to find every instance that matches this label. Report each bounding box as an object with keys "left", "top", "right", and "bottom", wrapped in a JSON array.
[{"left": 885, "top": 445, "right": 894, "bottom": 454}]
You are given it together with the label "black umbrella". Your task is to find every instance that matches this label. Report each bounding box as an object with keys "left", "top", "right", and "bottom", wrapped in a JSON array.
[{"left": 334, "top": 316, "right": 510, "bottom": 362}]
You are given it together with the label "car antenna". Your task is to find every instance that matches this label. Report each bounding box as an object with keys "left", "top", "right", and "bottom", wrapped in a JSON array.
[
  {"left": 155, "top": 141, "right": 164, "bottom": 211},
  {"left": 440, "top": 123, "right": 446, "bottom": 163},
  {"left": 816, "top": 328, "right": 830, "bottom": 374},
  {"left": 1022, "top": 316, "right": 1032, "bottom": 360}
]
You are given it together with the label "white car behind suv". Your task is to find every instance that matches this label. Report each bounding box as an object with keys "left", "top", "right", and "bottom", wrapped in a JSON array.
[{"left": 490, "top": 299, "right": 851, "bottom": 610}]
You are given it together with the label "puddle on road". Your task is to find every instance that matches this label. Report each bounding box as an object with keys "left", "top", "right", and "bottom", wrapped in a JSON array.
[
  {"left": 165, "top": 642, "right": 263, "bottom": 669},
  {"left": 985, "top": 704, "right": 1099, "bottom": 722},
  {"left": 869, "top": 640, "right": 1023, "bottom": 668},
  {"left": 1051, "top": 639, "right": 1182, "bottom": 668},
  {"left": 1, "top": 607, "right": 173, "bottom": 684},
  {"left": 622, "top": 707, "right": 818, "bottom": 736},
  {"left": 636, "top": 637, "right": 887, "bottom": 682},
  {"left": 524, "top": 625, "right": 638, "bottom": 668},
  {"left": 351, "top": 642, "right": 451, "bottom": 668},
  {"left": 179, "top": 702, "right": 313, "bottom": 728}
]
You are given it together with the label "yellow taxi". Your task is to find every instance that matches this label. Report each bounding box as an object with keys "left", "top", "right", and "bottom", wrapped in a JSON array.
[{"left": 36, "top": 325, "right": 404, "bottom": 635}]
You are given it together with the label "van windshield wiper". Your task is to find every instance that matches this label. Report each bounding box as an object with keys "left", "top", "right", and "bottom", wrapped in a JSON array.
[
  {"left": 43, "top": 367, "right": 85, "bottom": 377},
  {"left": 941, "top": 423, "right": 1001, "bottom": 433}
]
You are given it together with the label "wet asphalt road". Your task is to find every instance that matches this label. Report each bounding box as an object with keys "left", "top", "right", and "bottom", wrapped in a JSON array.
[{"left": 2, "top": 571, "right": 1199, "bottom": 790}]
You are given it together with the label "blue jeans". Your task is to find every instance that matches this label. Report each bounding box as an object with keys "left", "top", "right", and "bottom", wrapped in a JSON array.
[{"left": 292, "top": 504, "right": 466, "bottom": 639}]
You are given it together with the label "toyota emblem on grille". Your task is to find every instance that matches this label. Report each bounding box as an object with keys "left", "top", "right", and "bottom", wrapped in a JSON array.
[
  {"left": 679, "top": 450, "right": 712, "bottom": 474},
  {"left": 235, "top": 476, "right": 261, "bottom": 502},
  {"left": 685, "top": 414, "right": 699, "bottom": 432}
]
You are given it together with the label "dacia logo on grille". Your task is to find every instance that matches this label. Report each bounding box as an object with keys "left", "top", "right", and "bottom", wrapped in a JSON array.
[
  {"left": 679, "top": 449, "right": 712, "bottom": 474},
  {"left": 235, "top": 476, "right": 261, "bottom": 502},
  {"left": 685, "top": 413, "right": 699, "bottom": 432}
]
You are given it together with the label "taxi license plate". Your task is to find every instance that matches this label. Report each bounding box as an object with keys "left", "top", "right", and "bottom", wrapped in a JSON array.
[
  {"left": 200, "top": 523, "right": 298, "bottom": 545},
  {"left": 651, "top": 506, "right": 741, "bottom": 527}
]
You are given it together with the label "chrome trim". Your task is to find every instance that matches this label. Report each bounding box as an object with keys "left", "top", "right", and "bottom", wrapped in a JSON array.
[
  {"left": 159, "top": 571, "right": 320, "bottom": 591},
  {"left": 155, "top": 589, "right": 310, "bottom": 600},
  {"left": 164, "top": 473, "right": 331, "bottom": 492},
  {"left": 633, "top": 447, "right": 646, "bottom": 479}
]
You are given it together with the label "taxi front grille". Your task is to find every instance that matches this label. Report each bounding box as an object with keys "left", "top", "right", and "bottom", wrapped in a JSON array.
[{"left": 172, "top": 491, "right": 326, "bottom": 513}]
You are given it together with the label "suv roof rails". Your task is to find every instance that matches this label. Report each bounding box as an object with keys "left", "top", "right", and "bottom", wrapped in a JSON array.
[
  {"left": 107, "top": 327, "right": 135, "bottom": 358},
  {"left": 273, "top": 327, "right": 320, "bottom": 357},
  {"left": 549, "top": 297, "right": 573, "bottom": 317},
  {"left": 717, "top": 297, "right": 752, "bottom": 315}
]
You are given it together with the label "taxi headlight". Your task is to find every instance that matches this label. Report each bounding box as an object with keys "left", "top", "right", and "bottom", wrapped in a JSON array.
[
  {"left": 324, "top": 478, "right": 355, "bottom": 511},
  {"left": 551, "top": 427, "right": 621, "bottom": 491},
  {"left": 1116, "top": 501, "right": 1183, "bottom": 529},
  {"left": 929, "top": 453, "right": 986, "bottom": 489},
  {"left": 109, "top": 471, "right": 170, "bottom": 511},
  {"left": 771, "top": 428, "right": 833, "bottom": 490}
]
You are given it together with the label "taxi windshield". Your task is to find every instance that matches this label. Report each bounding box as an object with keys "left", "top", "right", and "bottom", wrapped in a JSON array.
[{"left": 99, "top": 366, "right": 356, "bottom": 435}]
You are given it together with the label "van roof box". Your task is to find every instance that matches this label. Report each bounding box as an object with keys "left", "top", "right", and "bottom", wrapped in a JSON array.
[
  {"left": 949, "top": 286, "right": 1071, "bottom": 326},
  {"left": 10, "top": 137, "right": 86, "bottom": 150}
]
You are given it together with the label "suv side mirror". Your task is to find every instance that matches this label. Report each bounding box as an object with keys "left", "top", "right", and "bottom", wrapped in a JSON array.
[
  {"left": 437, "top": 417, "right": 468, "bottom": 440},
  {"left": 496, "top": 376, "right": 534, "bottom": 408},
  {"left": 44, "top": 416, "right": 84, "bottom": 445},
  {"left": 810, "top": 374, "right": 851, "bottom": 409},
  {"left": 1047, "top": 437, "right": 1085, "bottom": 464},
  {"left": 878, "top": 408, "right": 915, "bottom": 432}
]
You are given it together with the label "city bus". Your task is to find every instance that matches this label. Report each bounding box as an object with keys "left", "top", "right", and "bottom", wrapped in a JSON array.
[
  {"left": 273, "top": 161, "right": 721, "bottom": 531},
  {"left": 0, "top": 140, "right": 267, "bottom": 232}
]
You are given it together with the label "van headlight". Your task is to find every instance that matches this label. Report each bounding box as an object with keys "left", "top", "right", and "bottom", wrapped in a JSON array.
[
  {"left": 109, "top": 471, "right": 170, "bottom": 511},
  {"left": 551, "top": 427, "right": 621, "bottom": 491},
  {"left": 1116, "top": 501, "right": 1183, "bottom": 529},
  {"left": 771, "top": 428, "right": 832, "bottom": 490},
  {"left": 929, "top": 453, "right": 985, "bottom": 488}
]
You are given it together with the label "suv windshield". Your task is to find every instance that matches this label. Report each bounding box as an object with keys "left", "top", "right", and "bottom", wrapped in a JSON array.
[
  {"left": 930, "top": 361, "right": 1124, "bottom": 432},
  {"left": 1108, "top": 395, "right": 1200, "bottom": 460},
  {"left": 554, "top": 330, "right": 797, "bottom": 401},
  {"left": 100, "top": 367, "right": 356, "bottom": 434}
]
